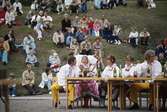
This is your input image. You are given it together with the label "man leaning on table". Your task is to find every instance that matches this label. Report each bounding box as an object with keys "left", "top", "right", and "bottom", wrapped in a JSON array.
[
  {"left": 51, "top": 56, "right": 81, "bottom": 109},
  {"left": 128, "top": 50, "right": 162, "bottom": 110}
]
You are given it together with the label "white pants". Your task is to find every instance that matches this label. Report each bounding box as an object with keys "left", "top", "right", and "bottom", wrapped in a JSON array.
[{"left": 34, "top": 26, "right": 43, "bottom": 39}]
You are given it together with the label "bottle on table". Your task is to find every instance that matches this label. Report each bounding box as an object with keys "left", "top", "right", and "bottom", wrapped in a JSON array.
[
  {"left": 147, "top": 65, "right": 151, "bottom": 77},
  {"left": 119, "top": 65, "right": 122, "bottom": 78},
  {"left": 164, "top": 63, "right": 167, "bottom": 78},
  {"left": 113, "top": 67, "right": 117, "bottom": 78}
]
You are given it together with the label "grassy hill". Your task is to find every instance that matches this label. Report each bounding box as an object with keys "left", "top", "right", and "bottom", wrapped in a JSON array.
[{"left": 0, "top": 1, "right": 167, "bottom": 88}]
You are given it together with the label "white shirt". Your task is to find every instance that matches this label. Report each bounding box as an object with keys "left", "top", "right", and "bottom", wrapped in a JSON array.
[
  {"left": 52, "top": 32, "right": 64, "bottom": 44},
  {"left": 5, "top": 11, "right": 15, "bottom": 24},
  {"left": 140, "top": 60, "right": 162, "bottom": 78},
  {"left": 57, "top": 64, "right": 80, "bottom": 87},
  {"left": 65, "top": 0, "right": 72, "bottom": 6},
  {"left": 26, "top": 54, "right": 38, "bottom": 64},
  {"left": 31, "top": 15, "right": 42, "bottom": 24},
  {"left": 41, "top": 72, "right": 53, "bottom": 82},
  {"left": 139, "top": 31, "right": 150, "bottom": 37},
  {"left": 31, "top": 3, "right": 39, "bottom": 10},
  {"left": 42, "top": 15, "right": 53, "bottom": 22},
  {"left": 122, "top": 64, "right": 136, "bottom": 77},
  {"left": 49, "top": 55, "right": 61, "bottom": 65},
  {"left": 129, "top": 31, "right": 139, "bottom": 38},
  {"left": 101, "top": 64, "right": 120, "bottom": 78},
  {"left": 75, "top": 55, "right": 97, "bottom": 66},
  {"left": 13, "top": 2, "right": 23, "bottom": 13}
]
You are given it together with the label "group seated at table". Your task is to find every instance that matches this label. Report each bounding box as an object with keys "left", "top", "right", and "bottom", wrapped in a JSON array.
[{"left": 50, "top": 49, "right": 167, "bottom": 110}]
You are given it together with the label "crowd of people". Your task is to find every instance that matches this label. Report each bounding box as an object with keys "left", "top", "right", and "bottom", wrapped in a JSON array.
[{"left": 0, "top": 0, "right": 166, "bottom": 111}]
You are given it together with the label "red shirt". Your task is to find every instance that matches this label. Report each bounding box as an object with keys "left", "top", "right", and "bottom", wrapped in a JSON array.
[{"left": 88, "top": 20, "right": 94, "bottom": 29}]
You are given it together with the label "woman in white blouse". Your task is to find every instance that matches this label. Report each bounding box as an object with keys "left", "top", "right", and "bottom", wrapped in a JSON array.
[
  {"left": 76, "top": 56, "right": 99, "bottom": 107},
  {"left": 52, "top": 30, "right": 64, "bottom": 47},
  {"left": 122, "top": 55, "right": 136, "bottom": 77},
  {"left": 99, "top": 55, "right": 120, "bottom": 108}
]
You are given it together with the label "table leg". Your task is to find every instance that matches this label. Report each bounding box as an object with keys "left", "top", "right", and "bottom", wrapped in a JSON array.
[
  {"left": 156, "top": 82, "right": 159, "bottom": 112},
  {"left": 66, "top": 80, "right": 68, "bottom": 109},
  {"left": 108, "top": 81, "right": 112, "bottom": 112},
  {"left": 120, "top": 82, "right": 125, "bottom": 110},
  {"left": 153, "top": 82, "right": 156, "bottom": 111}
]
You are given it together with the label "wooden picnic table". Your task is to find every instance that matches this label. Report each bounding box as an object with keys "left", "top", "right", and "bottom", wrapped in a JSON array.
[{"left": 66, "top": 77, "right": 167, "bottom": 112}]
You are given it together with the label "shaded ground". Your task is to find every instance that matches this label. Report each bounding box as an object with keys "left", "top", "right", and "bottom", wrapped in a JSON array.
[{"left": 1, "top": 94, "right": 166, "bottom": 112}]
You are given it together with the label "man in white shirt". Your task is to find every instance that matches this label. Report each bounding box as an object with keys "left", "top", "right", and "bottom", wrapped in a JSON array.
[
  {"left": 51, "top": 56, "right": 80, "bottom": 109},
  {"left": 42, "top": 12, "right": 53, "bottom": 29},
  {"left": 146, "top": 0, "right": 156, "bottom": 9},
  {"left": 5, "top": 8, "right": 15, "bottom": 28},
  {"left": 140, "top": 28, "right": 150, "bottom": 46},
  {"left": 13, "top": 0, "right": 23, "bottom": 16},
  {"left": 128, "top": 28, "right": 139, "bottom": 48},
  {"left": 32, "top": 11, "right": 44, "bottom": 40},
  {"left": 128, "top": 50, "right": 162, "bottom": 110},
  {"left": 31, "top": 0, "right": 39, "bottom": 11}
]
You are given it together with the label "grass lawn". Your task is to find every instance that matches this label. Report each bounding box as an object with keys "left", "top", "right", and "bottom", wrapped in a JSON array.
[{"left": 0, "top": 0, "right": 167, "bottom": 95}]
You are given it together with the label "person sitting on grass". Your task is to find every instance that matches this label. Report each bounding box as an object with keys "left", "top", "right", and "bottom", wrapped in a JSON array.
[
  {"left": 80, "top": 39, "right": 93, "bottom": 55},
  {"left": 80, "top": 0, "right": 87, "bottom": 13},
  {"left": 139, "top": 28, "right": 150, "bottom": 46},
  {"left": 2, "top": 35, "right": 10, "bottom": 65},
  {"left": 69, "top": 0, "right": 80, "bottom": 14},
  {"left": 13, "top": 0, "right": 23, "bottom": 16},
  {"left": 128, "top": 27, "right": 139, "bottom": 48},
  {"left": 146, "top": 0, "right": 156, "bottom": 9},
  {"left": 51, "top": 56, "right": 81, "bottom": 109},
  {"left": 56, "top": 0, "right": 64, "bottom": 14},
  {"left": 6, "top": 30, "right": 17, "bottom": 52},
  {"left": 8, "top": 73, "right": 16, "bottom": 97},
  {"left": 22, "top": 63, "right": 40, "bottom": 95},
  {"left": 69, "top": 39, "right": 79, "bottom": 55},
  {"left": 52, "top": 30, "right": 65, "bottom": 48},
  {"left": 42, "top": 11, "right": 53, "bottom": 30},
  {"left": 100, "top": 0, "right": 109, "bottom": 9},
  {"left": 32, "top": 11, "right": 44, "bottom": 40},
  {"left": 22, "top": 34, "right": 36, "bottom": 55},
  {"left": 61, "top": 14, "right": 71, "bottom": 33},
  {"left": 30, "top": 0, "right": 39, "bottom": 11},
  {"left": 25, "top": 10, "right": 34, "bottom": 26},
  {"left": 5, "top": 7, "right": 16, "bottom": 28},
  {"left": 26, "top": 54, "right": 39, "bottom": 67},
  {"left": 39, "top": 68, "right": 53, "bottom": 94},
  {"left": 48, "top": 51, "right": 61, "bottom": 73}
]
